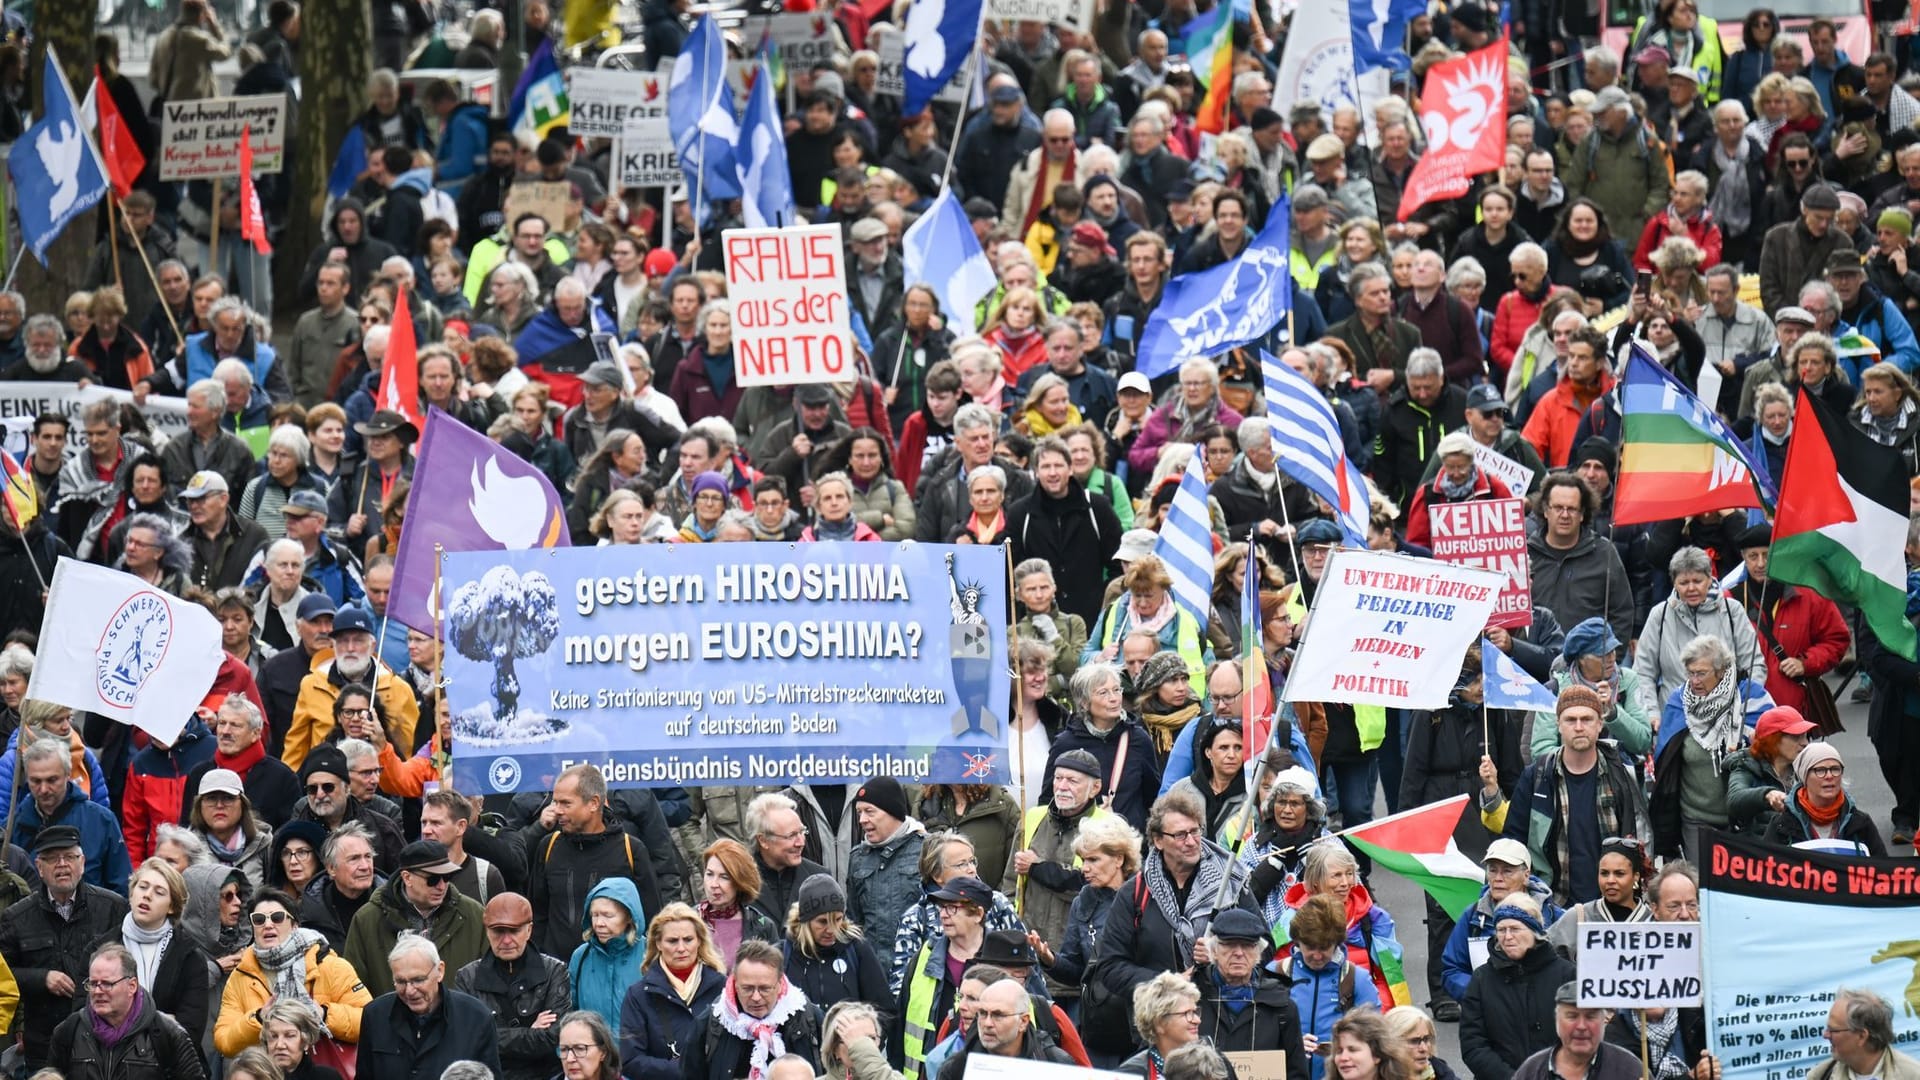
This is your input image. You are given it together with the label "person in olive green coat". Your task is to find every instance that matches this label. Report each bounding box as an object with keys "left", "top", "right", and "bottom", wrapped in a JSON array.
[{"left": 344, "top": 840, "right": 487, "bottom": 997}]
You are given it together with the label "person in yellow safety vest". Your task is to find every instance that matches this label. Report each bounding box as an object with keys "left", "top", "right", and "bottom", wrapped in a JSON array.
[
  {"left": 1008, "top": 750, "right": 1109, "bottom": 1001},
  {"left": 901, "top": 876, "right": 995, "bottom": 1080},
  {"left": 1290, "top": 186, "right": 1340, "bottom": 293},
  {"left": 1630, "top": 2, "right": 1725, "bottom": 104}
]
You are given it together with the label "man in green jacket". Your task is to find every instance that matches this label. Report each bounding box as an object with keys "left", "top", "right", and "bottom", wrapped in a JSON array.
[
  {"left": 345, "top": 840, "right": 488, "bottom": 997},
  {"left": 1563, "top": 86, "right": 1671, "bottom": 246}
]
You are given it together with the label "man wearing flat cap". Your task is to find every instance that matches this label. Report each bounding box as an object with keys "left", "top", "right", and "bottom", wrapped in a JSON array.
[
  {"left": 846, "top": 216, "right": 905, "bottom": 345},
  {"left": 1006, "top": 750, "right": 1106, "bottom": 1004},
  {"left": 0, "top": 825, "right": 129, "bottom": 1071},
  {"left": 752, "top": 382, "right": 853, "bottom": 499},
  {"left": 1760, "top": 182, "right": 1850, "bottom": 314},
  {"left": 455, "top": 892, "right": 571, "bottom": 1080}
]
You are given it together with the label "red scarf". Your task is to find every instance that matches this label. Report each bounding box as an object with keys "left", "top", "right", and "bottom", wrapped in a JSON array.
[
  {"left": 216, "top": 738, "right": 266, "bottom": 776},
  {"left": 1797, "top": 786, "right": 1844, "bottom": 828},
  {"left": 1024, "top": 153, "right": 1076, "bottom": 233}
]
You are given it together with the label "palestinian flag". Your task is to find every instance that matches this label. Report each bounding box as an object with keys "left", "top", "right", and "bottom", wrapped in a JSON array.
[
  {"left": 1342, "top": 795, "right": 1485, "bottom": 920},
  {"left": 1771, "top": 389, "right": 1918, "bottom": 660}
]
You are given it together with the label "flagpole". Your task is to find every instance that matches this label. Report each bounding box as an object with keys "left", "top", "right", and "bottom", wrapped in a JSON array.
[
  {"left": 692, "top": 21, "right": 716, "bottom": 232},
  {"left": 934, "top": 28, "right": 986, "bottom": 195},
  {"left": 1007, "top": 540, "right": 1027, "bottom": 916},
  {"left": 118, "top": 196, "right": 182, "bottom": 349},
  {"left": 209, "top": 178, "right": 222, "bottom": 283},
  {"left": 107, "top": 191, "right": 123, "bottom": 290},
  {"left": 2, "top": 246, "right": 24, "bottom": 291}
]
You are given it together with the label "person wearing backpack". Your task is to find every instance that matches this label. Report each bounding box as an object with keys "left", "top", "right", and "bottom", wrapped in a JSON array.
[{"left": 1275, "top": 893, "right": 1380, "bottom": 1080}]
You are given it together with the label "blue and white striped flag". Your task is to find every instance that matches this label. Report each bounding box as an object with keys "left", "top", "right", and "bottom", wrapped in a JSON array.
[
  {"left": 1261, "top": 350, "right": 1370, "bottom": 547},
  {"left": 1153, "top": 450, "right": 1216, "bottom": 631}
]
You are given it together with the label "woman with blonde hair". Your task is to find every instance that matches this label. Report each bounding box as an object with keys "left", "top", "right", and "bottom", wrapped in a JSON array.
[
  {"left": 819, "top": 1000, "right": 895, "bottom": 1080},
  {"left": 1083, "top": 554, "right": 1210, "bottom": 697},
  {"left": 1386, "top": 1005, "right": 1459, "bottom": 1080},
  {"left": 781, "top": 874, "right": 891, "bottom": 1023},
  {"left": 1745, "top": 71, "right": 1792, "bottom": 153},
  {"left": 1019, "top": 370, "right": 1084, "bottom": 437},
  {"left": 982, "top": 286, "right": 1049, "bottom": 384},
  {"left": 1851, "top": 361, "right": 1920, "bottom": 472},
  {"left": 99, "top": 858, "right": 212, "bottom": 1043},
  {"left": 1121, "top": 971, "right": 1207, "bottom": 1076},
  {"left": 619, "top": 902, "right": 727, "bottom": 1080},
  {"left": 259, "top": 997, "right": 343, "bottom": 1080}
]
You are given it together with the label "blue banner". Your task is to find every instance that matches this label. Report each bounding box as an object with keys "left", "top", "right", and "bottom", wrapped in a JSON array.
[{"left": 444, "top": 544, "right": 1010, "bottom": 792}]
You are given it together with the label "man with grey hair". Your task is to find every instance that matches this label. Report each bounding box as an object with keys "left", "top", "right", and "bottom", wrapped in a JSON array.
[
  {"left": 1374, "top": 348, "right": 1467, "bottom": 506},
  {"left": 15, "top": 739, "right": 132, "bottom": 891},
  {"left": 1050, "top": 51, "right": 1120, "bottom": 149},
  {"left": 1398, "top": 248, "right": 1485, "bottom": 384},
  {"left": 1760, "top": 182, "right": 1848, "bottom": 314},
  {"left": 252, "top": 538, "right": 312, "bottom": 651},
  {"left": 116, "top": 512, "right": 192, "bottom": 596},
  {"left": 161, "top": 376, "right": 255, "bottom": 493},
  {"left": 745, "top": 791, "right": 830, "bottom": 928},
  {"left": 302, "top": 819, "right": 380, "bottom": 949},
  {"left": 359, "top": 933, "right": 502, "bottom": 1080},
  {"left": 1329, "top": 262, "right": 1424, "bottom": 394},
  {"left": 0, "top": 288, "right": 25, "bottom": 370},
  {"left": 186, "top": 295, "right": 294, "bottom": 404},
  {"left": 182, "top": 693, "right": 301, "bottom": 828},
  {"left": 1698, "top": 264, "right": 1774, "bottom": 412},
  {"left": 915, "top": 402, "right": 1036, "bottom": 542},
  {"left": 1815, "top": 989, "right": 1917, "bottom": 1080},
  {"left": 1003, "top": 108, "right": 1083, "bottom": 236},
  {"left": 1565, "top": 86, "right": 1670, "bottom": 245},
  {"left": 1, "top": 314, "right": 88, "bottom": 383},
  {"left": 1211, "top": 415, "right": 1318, "bottom": 564}
]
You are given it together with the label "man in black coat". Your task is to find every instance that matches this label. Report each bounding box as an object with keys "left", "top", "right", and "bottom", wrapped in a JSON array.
[
  {"left": 49, "top": 945, "right": 206, "bottom": 1080},
  {"left": 359, "top": 936, "right": 503, "bottom": 1080},
  {"left": 1209, "top": 416, "right": 1323, "bottom": 570},
  {"left": 1006, "top": 439, "right": 1122, "bottom": 625},
  {"left": 936, "top": 977, "right": 1076, "bottom": 1080},
  {"left": 747, "top": 794, "right": 830, "bottom": 929},
  {"left": 522, "top": 764, "right": 666, "bottom": 962},
  {"left": 914, "top": 405, "right": 1037, "bottom": 542},
  {"left": 180, "top": 694, "right": 302, "bottom": 828},
  {"left": 0, "top": 826, "right": 131, "bottom": 1071},
  {"left": 1195, "top": 909, "right": 1309, "bottom": 1075},
  {"left": 681, "top": 941, "right": 822, "bottom": 1080},
  {"left": 452, "top": 893, "right": 569, "bottom": 1080}
]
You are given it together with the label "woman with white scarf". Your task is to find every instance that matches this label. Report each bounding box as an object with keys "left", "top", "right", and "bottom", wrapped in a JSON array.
[
  {"left": 1650, "top": 634, "right": 1775, "bottom": 863},
  {"left": 97, "top": 859, "right": 213, "bottom": 1046}
]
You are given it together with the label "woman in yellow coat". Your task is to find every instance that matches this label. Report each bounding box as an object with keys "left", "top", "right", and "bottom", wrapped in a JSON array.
[{"left": 215, "top": 887, "right": 371, "bottom": 1056}]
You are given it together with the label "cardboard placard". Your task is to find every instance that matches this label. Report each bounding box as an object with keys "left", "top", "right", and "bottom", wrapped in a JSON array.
[
  {"left": 723, "top": 224, "right": 854, "bottom": 387},
  {"left": 1576, "top": 922, "right": 1702, "bottom": 1009},
  {"left": 159, "top": 95, "right": 288, "bottom": 180},
  {"left": 501, "top": 180, "right": 577, "bottom": 233},
  {"left": 1224, "top": 1051, "right": 1291, "bottom": 1080},
  {"left": 568, "top": 68, "right": 670, "bottom": 138}
]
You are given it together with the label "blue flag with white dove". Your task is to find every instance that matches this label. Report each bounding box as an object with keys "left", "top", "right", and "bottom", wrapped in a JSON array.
[
  {"left": 903, "top": 0, "right": 985, "bottom": 118},
  {"left": 1480, "top": 638, "right": 1560, "bottom": 711},
  {"left": 901, "top": 190, "right": 996, "bottom": 335},
  {"left": 735, "top": 57, "right": 794, "bottom": 229},
  {"left": 1351, "top": 0, "right": 1425, "bottom": 72},
  {"left": 669, "top": 16, "right": 742, "bottom": 213},
  {"left": 9, "top": 50, "right": 107, "bottom": 265},
  {"left": 1136, "top": 196, "right": 1292, "bottom": 379}
]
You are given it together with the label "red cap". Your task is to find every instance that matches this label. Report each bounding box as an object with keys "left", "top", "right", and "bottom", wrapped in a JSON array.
[
  {"left": 1755, "top": 706, "right": 1817, "bottom": 743},
  {"left": 1069, "top": 221, "right": 1115, "bottom": 257},
  {"left": 644, "top": 249, "right": 679, "bottom": 277}
]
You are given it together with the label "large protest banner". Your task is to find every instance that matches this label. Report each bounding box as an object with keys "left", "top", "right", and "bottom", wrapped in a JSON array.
[
  {"left": 159, "top": 95, "right": 287, "bottom": 180},
  {"left": 1703, "top": 830, "right": 1920, "bottom": 1080},
  {"left": 724, "top": 224, "right": 854, "bottom": 386},
  {"left": 1427, "top": 497, "right": 1530, "bottom": 630},
  {"left": 1283, "top": 550, "right": 1503, "bottom": 709},
  {"left": 444, "top": 544, "right": 1009, "bottom": 794},
  {"left": 0, "top": 385, "right": 189, "bottom": 456}
]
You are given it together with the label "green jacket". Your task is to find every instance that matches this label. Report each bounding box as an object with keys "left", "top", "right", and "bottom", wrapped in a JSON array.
[
  {"left": 1561, "top": 126, "right": 1671, "bottom": 250},
  {"left": 344, "top": 877, "right": 488, "bottom": 997},
  {"left": 1528, "top": 667, "right": 1653, "bottom": 759}
]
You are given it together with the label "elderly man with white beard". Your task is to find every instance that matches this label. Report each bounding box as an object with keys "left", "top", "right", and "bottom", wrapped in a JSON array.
[{"left": 284, "top": 603, "right": 420, "bottom": 782}]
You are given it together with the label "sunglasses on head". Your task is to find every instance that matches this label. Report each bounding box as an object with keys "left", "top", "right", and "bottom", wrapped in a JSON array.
[{"left": 305, "top": 782, "right": 338, "bottom": 796}]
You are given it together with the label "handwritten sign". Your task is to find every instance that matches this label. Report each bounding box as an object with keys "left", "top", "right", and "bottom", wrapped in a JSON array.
[
  {"left": 1472, "top": 443, "right": 1539, "bottom": 497},
  {"left": 1426, "top": 497, "right": 1531, "bottom": 630},
  {"left": 568, "top": 68, "right": 669, "bottom": 138},
  {"left": 502, "top": 180, "right": 576, "bottom": 233},
  {"left": 1577, "top": 922, "right": 1702, "bottom": 1009},
  {"left": 159, "top": 95, "right": 287, "bottom": 180},
  {"left": 989, "top": 0, "right": 1094, "bottom": 26},
  {"left": 1224, "top": 1051, "right": 1291, "bottom": 1080},
  {"left": 723, "top": 224, "right": 854, "bottom": 387},
  {"left": 1283, "top": 550, "right": 1503, "bottom": 709}
]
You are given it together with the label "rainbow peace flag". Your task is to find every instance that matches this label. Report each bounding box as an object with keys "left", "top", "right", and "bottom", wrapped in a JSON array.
[
  {"left": 1614, "top": 344, "right": 1774, "bottom": 527},
  {"left": 0, "top": 452, "right": 37, "bottom": 529},
  {"left": 1190, "top": 4, "right": 1234, "bottom": 134}
]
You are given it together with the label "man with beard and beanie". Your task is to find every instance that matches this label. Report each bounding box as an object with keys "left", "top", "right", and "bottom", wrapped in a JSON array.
[
  {"left": 0, "top": 826, "right": 130, "bottom": 1072},
  {"left": 346, "top": 840, "right": 487, "bottom": 998},
  {"left": 1006, "top": 749, "right": 1107, "bottom": 1006},
  {"left": 845, "top": 777, "right": 927, "bottom": 949},
  {"left": 681, "top": 940, "right": 822, "bottom": 1080},
  {"left": 285, "top": 606, "right": 419, "bottom": 773},
  {"left": 454, "top": 893, "right": 570, "bottom": 1080},
  {"left": 293, "top": 745, "right": 406, "bottom": 876}
]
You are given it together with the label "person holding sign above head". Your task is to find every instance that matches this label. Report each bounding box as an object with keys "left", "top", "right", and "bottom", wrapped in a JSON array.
[
  {"left": 1761, "top": 742, "right": 1889, "bottom": 855},
  {"left": 1510, "top": 984, "right": 1644, "bottom": 1080},
  {"left": 1809, "top": 989, "right": 1920, "bottom": 1080}
]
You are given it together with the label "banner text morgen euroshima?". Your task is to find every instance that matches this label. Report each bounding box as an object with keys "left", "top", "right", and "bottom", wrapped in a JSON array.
[
  {"left": 1701, "top": 830, "right": 1920, "bottom": 1080},
  {"left": 443, "top": 543, "right": 1010, "bottom": 794}
]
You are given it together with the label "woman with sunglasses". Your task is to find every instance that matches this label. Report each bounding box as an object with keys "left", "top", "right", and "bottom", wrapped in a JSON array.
[
  {"left": 1723, "top": 10, "right": 1781, "bottom": 123},
  {"left": 1760, "top": 742, "right": 1888, "bottom": 855},
  {"left": 214, "top": 888, "right": 372, "bottom": 1057}
]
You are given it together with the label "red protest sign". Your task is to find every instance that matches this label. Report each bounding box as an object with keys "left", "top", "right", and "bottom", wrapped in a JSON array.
[
  {"left": 1399, "top": 39, "right": 1509, "bottom": 222},
  {"left": 723, "top": 224, "right": 854, "bottom": 387},
  {"left": 1426, "top": 497, "right": 1531, "bottom": 629}
]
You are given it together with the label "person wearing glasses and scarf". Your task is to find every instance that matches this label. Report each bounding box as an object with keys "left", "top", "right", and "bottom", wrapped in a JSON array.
[
  {"left": 1651, "top": 634, "right": 1775, "bottom": 862},
  {"left": 1761, "top": 743, "right": 1889, "bottom": 855},
  {"left": 213, "top": 888, "right": 370, "bottom": 1057}
]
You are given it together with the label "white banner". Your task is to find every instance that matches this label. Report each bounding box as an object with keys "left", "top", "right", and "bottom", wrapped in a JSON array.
[
  {"left": 568, "top": 68, "right": 670, "bottom": 138},
  {"left": 0, "top": 386, "right": 191, "bottom": 458},
  {"left": 159, "top": 95, "right": 288, "bottom": 180},
  {"left": 1472, "top": 443, "right": 1539, "bottom": 497},
  {"left": 1576, "top": 922, "right": 1703, "bottom": 1009},
  {"left": 741, "top": 13, "right": 839, "bottom": 71},
  {"left": 27, "top": 558, "right": 224, "bottom": 745},
  {"left": 723, "top": 224, "right": 855, "bottom": 387},
  {"left": 1283, "top": 549, "right": 1504, "bottom": 708},
  {"left": 615, "top": 121, "right": 681, "bottom": 190}
]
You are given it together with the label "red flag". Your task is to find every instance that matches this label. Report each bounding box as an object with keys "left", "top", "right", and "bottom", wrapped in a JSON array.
[
  {"left": 238, "top": 124, "right": 272, "bottom": 255},
  {"left": 93, "top": 68, "right": 146, "bottom": 199},
  {"left": 377, "top": 288, "right": 423, "bottom": 428},
  {"left": 1399, "top": 39, "right": 1509, "bottom": 222}
]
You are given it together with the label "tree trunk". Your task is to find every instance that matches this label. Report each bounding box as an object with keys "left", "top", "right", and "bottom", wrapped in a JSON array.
[
  {"left": 16, "top": 9, "right": 99, "bottom": 311},
  {"left": 278, "top": 0, "right": 372, "bottom": 310}
]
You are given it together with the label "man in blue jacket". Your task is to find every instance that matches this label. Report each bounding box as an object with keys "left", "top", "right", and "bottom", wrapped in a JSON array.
[
  {"left": 1829, "top": 250, "right": 1920, "bottom": 379},
  {"left": 9, "top": 741, "right": 130, "bottom": 893},
  {"left": 424, "top": 80, "right": 492, "bottom": 195}
]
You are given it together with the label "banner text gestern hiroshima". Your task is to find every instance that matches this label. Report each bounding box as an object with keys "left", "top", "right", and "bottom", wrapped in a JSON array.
[{"left": 442, "top": 544, "right": 1009, "bottom": 793}]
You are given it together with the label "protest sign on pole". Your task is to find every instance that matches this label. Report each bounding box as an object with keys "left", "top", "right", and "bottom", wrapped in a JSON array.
[
  {"left": 1575, "top": 923, "right": 1703, "bottom": 1009},
  {"left": 741, "top": 14, "right": 838, "bottom": 70},
  {"left": 1703, "top": 830, "right": 1920, "bottom": 1080},
  {"left": 723, "top": 223, "right": 854, "bottom": 387},
  {"left": 444, "top": 544, "right": 1010, "bottom": 793},
  {"left": 1472, "top": 444, "right": 1539, "bottom": 497},
  {"left": 502, "top": 180, "right": 577, "bottom": 233},
  {"left": 987, "top": 0, "right": 1090, "bottom": 26},
  {"left": 159, "top": 95, "right": 288, "bottom": 180},
  {"left": 1282, "top": 550, "right": 1504, "bottom": 709},
  {"left": 568, "top": 68, "right": 670, "bottom": 138},
  {"left": 1426, "top": 497, "right": 1531, "bottom": 630}
]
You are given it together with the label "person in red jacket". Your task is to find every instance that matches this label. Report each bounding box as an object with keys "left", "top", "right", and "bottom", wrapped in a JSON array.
[
  {"left": 1732, "top": 523, "right": 1851, "bottom": 717},
  {"left": 1631, "top": 172, "right": 1724, "bottom": 271},
  {"left": 1404, "top": 431, "right": 1517, "bottom": 550},
  {"left": 896, "top": 360, "right": 963, "bottom": 494},
  {"left": 122, "top": 712, "right": 216, "bottom": 865},
  {"left": 1522, "top": 325, "right": 1616, "bottom": 468}
]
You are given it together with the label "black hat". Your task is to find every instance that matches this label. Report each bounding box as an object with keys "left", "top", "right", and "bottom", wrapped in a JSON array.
[
  {"left": 400, "top": 840, "right": 461, "bottom": 875},
  {"left": 1555, "top": 981, "right": 1581, "bottom": 1005},
  {"left": 1296, "top": 518, "right": 1343, "bottom": 546},
  {"left": 1825, "top": 249, "right": 1866, "bottom": 276},
  {"left": 1736, "top": 522, "right": 1773, "bottom": 550},
  {"left": 853, "top": 776, "right": 910, "bottom": 822},
  {"left": 1053, "top": 749, "right": 1102, "bottom": 779},
  {"left": 301, "top": 745, "right": 350, "bottom": 785},
  {"left": 974, "top": 929, "right": 1039, "bottom": 968},
  {"left": 927, "top": 875, "right": 993, "bottom": 908},
  {"left": 31, "top": 825, "right": 81, "bottom": 855},
  {"left": 1465, "top": 384, "right": 1506, "bottom": 413},
  {"left": 1210, "top": 908, "right": 1269, "bottom": 943},
  {"left": 1249, "top": 107, "right": 1284, "bottom": 131},
  {"left": 354, "top": 409, "right": 419, "bottom": 443},
  {"left": 797, "top": 873, "right": 845, "bottom": 920},
  {"left": 964, "top": 198, "right": 999, "bottom": 221},
  {"left": 1451, "top": 4, "right": 1489, "bottom": 33},
  {"left": 795, "top": 382, "right": 835, "bottom": 407},
  {"left": 1573, "top": 436, "right": 1617, "bottom": 479}
]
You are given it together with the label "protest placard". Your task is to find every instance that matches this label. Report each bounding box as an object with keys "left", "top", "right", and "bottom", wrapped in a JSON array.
[
  {"left": 1426, "top": 497, "right": 1531, "bottom": 630},
  {"left": 1703, "top": 830, "right": 1920, "bottom": 1080},
  {"left": 874, "top": 32, "right": 972, "bottom": 101},
  {"left": 614, "top": 120, "right": 680, "bottom": 190},
  {"left": 1282, "top": 550, "right": 1504, "bottom": 709},
  {"left": 965, "top": 1055, "right": 1126, "bottom": 1080},
  {"left": 723, "top": 224, "right": 854, "bottom": 387},
  {"left": 1473, "top": 443, "right": 1539, "bottom": 497},
  {"left": 444, "top": 544, "right": 1010, "bottom": 793},
  {"left": 741, "top": 13, "right": 838, "bottom": 71},
  {"left": 0, "top": 386, "right": 189, "bottom": 457},
  {"left": 159, "top": 95, "right": 288, "bottom": 180},
  {"left": 1576, "top": 923, "right": 1702, "bottom": 1009},
  {"left": 1223, "top": 1052, "right": 1291, "bottom": 1080},
  {"left": 502, "top": 180, "right": 576, "bottom": 233},
  {"left": 568, "top": 68, "right": 669, "bottom": 138},
  {"left": 988, "top": 0, "right": 1094, "bottom": 26}
]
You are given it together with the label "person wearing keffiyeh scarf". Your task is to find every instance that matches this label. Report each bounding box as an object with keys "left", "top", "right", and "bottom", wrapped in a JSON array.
[
  {"left": 682, "top": 941, "right": 820, "bottom": 1080},
  {"left": 1650, "top": 635, "right": 1774, "bottom": 861},
  {"left": 1604, "top": 1005, "right": 1717, "bottom": 1080}
]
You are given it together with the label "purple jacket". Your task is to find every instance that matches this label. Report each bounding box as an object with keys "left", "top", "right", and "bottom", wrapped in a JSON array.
[{"left": 1127, "top": 397, "right": 1246, "bottom": 476}]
